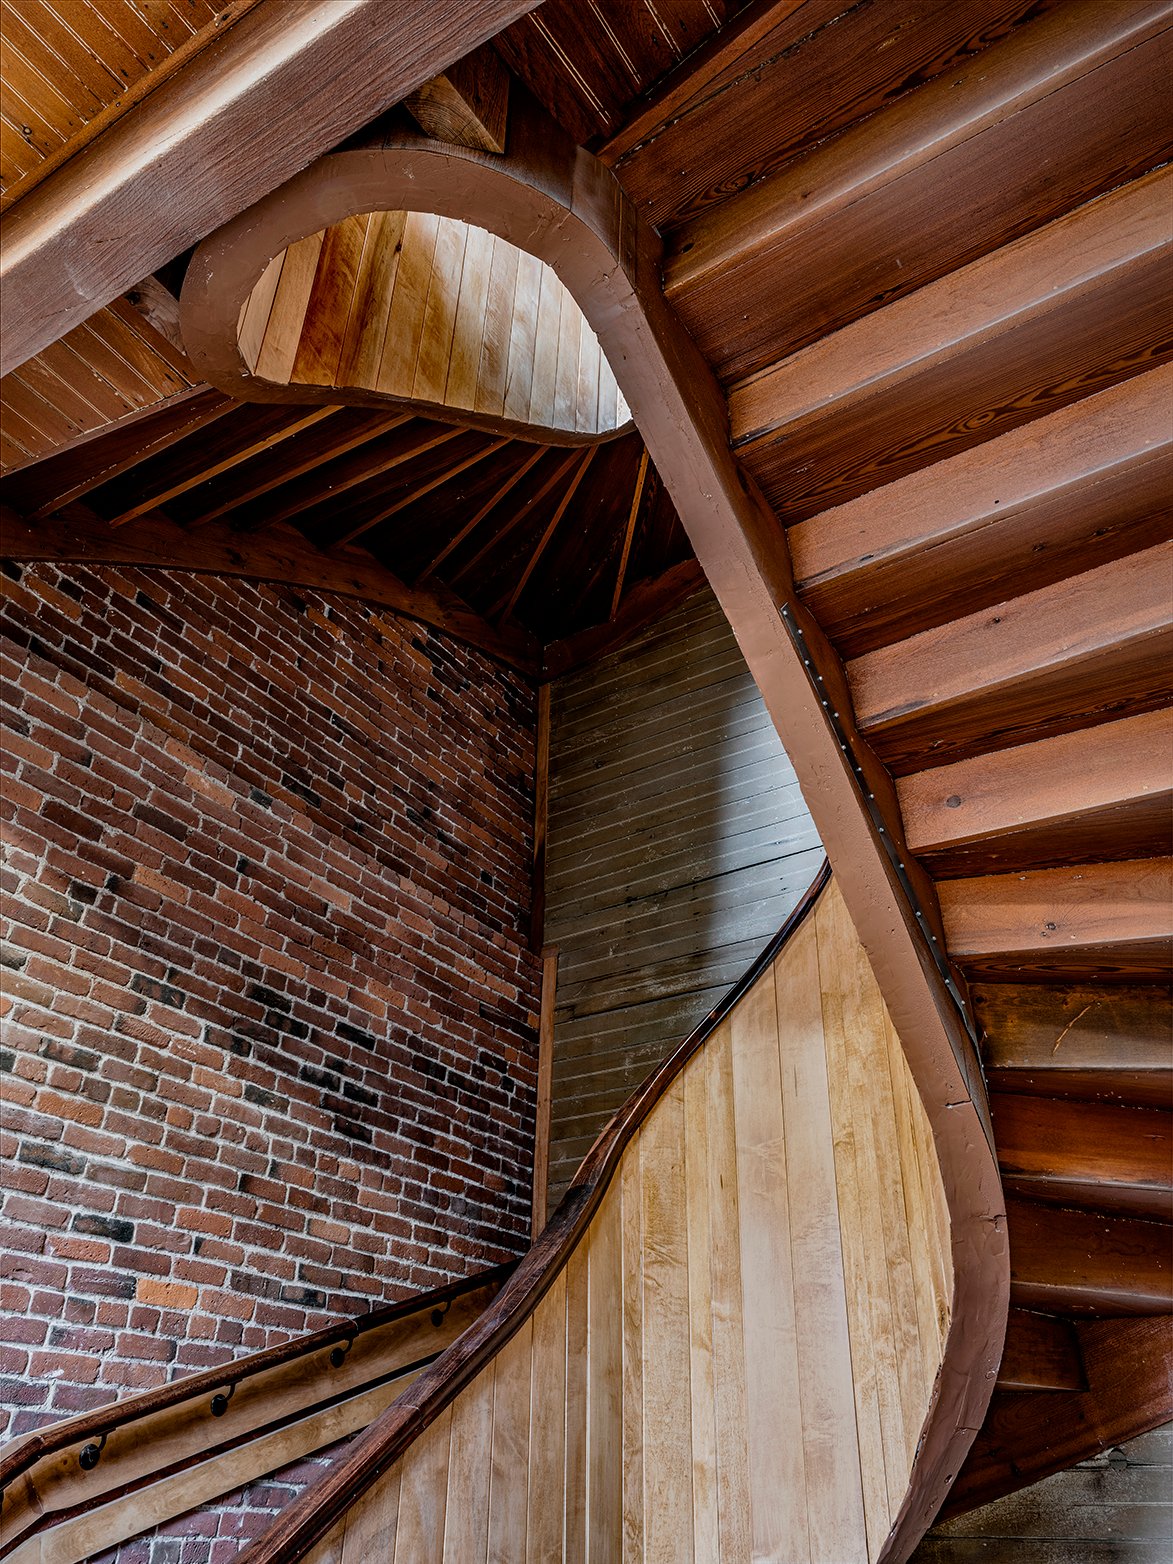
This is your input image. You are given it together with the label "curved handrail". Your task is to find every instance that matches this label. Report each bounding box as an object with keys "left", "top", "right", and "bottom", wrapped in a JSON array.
[
  {"left": 239, "top": 859, "right": 834, "bottom": 1563},
  {"left": 0, "top": 1262, "right": 513, "bottom": 1552}
]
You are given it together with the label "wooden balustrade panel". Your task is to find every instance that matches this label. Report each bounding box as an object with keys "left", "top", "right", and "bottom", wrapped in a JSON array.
[
  {"left": 233, "top": 212, "right": 630, "bottom": 444},
  {"left": 306, "top": 878, "right": 952, "bottom": 1562}
]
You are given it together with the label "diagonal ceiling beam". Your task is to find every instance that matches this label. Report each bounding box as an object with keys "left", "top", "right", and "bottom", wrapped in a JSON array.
[{"left": 0, "top": 0, "right": 542, "bottom": 377}]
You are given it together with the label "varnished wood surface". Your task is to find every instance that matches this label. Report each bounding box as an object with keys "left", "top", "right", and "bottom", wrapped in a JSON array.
[
  {"left": 0, "top": 296, "right": 197, "bottom": 473},
  {"left": 244, "top": 874, "right": 954, "bottom": 1562},
  {"left": 662, "top": 1, "right": 1172, "bottom": 384},
  {"left": 231, "top": 209, "right": 630, "bottom": 442},
  {"left": 730, "top": 165, "right": 1173, "bottom": 521}
]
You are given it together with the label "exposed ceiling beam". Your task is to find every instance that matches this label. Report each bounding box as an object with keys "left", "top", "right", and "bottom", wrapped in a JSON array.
[
  {"left": 0, "top": 504, "right": 538, "bottom": 675},
  {"left": 0, "top": 0, "right": 541, "bottom": 377}
]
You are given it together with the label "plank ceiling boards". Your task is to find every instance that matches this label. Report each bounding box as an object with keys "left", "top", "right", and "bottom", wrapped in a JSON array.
[
  {"left": 0, "top": 0, "right": 246, "bottom": 212},
  {"left": 494, "top": 0, "right": 753, "bottom": 145},
  {"left": 0, "top": 295, "right": 199, "bottom": 474},
  {"left": 0, "top": 401, "right": 693, "bottom": 667},
  {"left": 582, "top": 0, "right": 1173, "bottom": 1521}
]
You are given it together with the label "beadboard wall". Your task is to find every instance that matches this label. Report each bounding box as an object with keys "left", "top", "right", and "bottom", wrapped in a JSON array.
[{"left": 542, "top": 586, "right": 823, "bottom": 1212}]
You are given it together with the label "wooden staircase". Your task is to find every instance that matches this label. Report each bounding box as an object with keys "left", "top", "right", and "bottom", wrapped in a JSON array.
[{"left": 604, "top": 0, "right": 1173, "bottom": 1515}]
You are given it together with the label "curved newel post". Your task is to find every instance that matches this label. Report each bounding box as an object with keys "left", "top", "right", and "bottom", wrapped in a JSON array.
[{"left": 184, "top": 99, "right": 1008, "bottom": 1562}]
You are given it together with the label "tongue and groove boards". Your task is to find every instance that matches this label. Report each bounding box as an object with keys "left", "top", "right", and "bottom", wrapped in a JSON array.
[{"left": 289, "top": 879, "right": 954, "bottom": 1564}]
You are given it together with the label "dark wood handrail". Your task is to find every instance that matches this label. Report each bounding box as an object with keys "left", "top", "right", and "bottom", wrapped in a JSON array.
[
  {"left": 239, "top": 858, "right": 834, "bottom": 1564},
  {"left": 0, "top": 1261, "right": 514, "bottom": 1492}
]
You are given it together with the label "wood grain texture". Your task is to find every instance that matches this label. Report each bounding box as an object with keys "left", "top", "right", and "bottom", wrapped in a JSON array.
[
  {"left": 666, "top": 0, "right": 1173, "bottom": 384},
  {"left": 253, "top": 872, "right": 954, "bottom": 1563},
  {"left": 0, "top": 0, "right": 544, "bottom": 375},
  {"left": 731, "top": 165, "right": 1173, "bottom": 521},
  {"left": 896, "top": 709, "right": 1173, "bottom": 878},
  {"left": 219, "top": 209, "right": 631, "bottom": 443},
  {"left": 542, "top": 588, "right": 821, "bottom": 1211},
  {"left": 974, "top": 983, "right": 1173, "bottom": 1111},
  {"left": 0, "top": 297, "right": 197, "bottom": 474},
  {"left": 790, "top": 364, "right": 1173, "bottom": 659},
  {"left": 849, "top": 542, "right": 1173, "bottom": 775}
]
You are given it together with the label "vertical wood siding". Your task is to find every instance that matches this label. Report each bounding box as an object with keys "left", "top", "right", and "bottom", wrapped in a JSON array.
[
  {"left": 302, "top": 875, "right": 953, "bottom": 1563},
  {"left": 543, "top": 587, "right": 822, "bottom": 1211}
]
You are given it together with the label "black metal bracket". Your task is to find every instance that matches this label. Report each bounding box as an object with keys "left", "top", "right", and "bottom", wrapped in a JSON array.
[{"left": 78, "top": 1432, "right": 107, "bottom": 1472}]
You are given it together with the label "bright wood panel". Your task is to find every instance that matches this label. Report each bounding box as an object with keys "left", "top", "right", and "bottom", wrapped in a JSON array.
[
  {"left": 236, "top": 210, "right": 630, "bottom": 441},
  {"left": 333, "top": 875, "right": 952, "bottom": 1561}
]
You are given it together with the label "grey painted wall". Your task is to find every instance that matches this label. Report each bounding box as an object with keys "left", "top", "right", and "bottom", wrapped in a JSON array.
[
  {"left": 542, "top": 586, "right": 822, "bottom": 1211},
  {"left": 913, "top": 1424, "right": 1173, "bottom": 1562}
]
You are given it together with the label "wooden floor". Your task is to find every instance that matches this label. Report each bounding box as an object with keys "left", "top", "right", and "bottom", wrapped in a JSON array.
[{"left": 301, "top": 878, "right": 952, "bottom": 1563}]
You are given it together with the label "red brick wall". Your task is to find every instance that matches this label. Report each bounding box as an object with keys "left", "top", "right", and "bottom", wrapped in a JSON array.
[{"left": 0, "top": 563, "right": 541, "bottom": 1456}]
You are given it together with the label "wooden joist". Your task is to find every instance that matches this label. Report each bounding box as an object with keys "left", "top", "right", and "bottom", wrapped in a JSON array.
[
  {"left": 0, "top": 504, "right": 538, "bottom": 674},
  {"left": 849, "top": 541, "right": 1173, "bottom": 774},
  {"left": 992, "top": 1093, "right": 1172, "bottom": 1220},
  {"left": 938, "top": 858, "right": 1173, "bottom": 981},
  {"left": 729, "top": 165, "right": 1173, "bottom": 520},
  {"left": 974, "top": 983, "right": 1173, "bottom": 1110},
  {"left": 997, "top": 1309, "right": 1086, "bottom": 1393},
  {"left": 404, "top": 43, "right": 510, "bottom": 153},
  {"left": 790, "top": 365, "right": 1173, "bottom": 657},
  {"left": 0, "top": 386, "right": 235, "bottom": 518},
  {"left": 1006, "top": 1197, "right": 1172, "bottom": 1315},
  {"left": 0, "top": 0, "right": 541, "bottom": 375},
  {"left": 896, "top": 709, "right": 1173, "bottom": 877},
  {"left": 664, "top": 0, "right": 1172, "bottom": 382},
  {"left": 101, "top": 407, "right": 337, "bottom": 527},
  {"left": 232, "top": 422, "right": 462, "bottom": 533}
]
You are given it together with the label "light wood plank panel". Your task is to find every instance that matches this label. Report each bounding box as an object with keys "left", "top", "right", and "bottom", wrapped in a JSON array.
[
  {"left": 255, "top": 230, "right": 324, "bottom": 385},
  {"left": 705, "top": 1022, "right": 753, "bottom": 1562},
  {"left": 586, "top": 1184, "right": 623, "bottom": 1560},
  {"left": 777, "top": 914, "right": 869, "bottom": 1561},
  {"left": 683, "top": 1048, "right": 719, "bottom": 1562},
  {"left": 640, "top": 1077, "right": 695, "bottom": 1563},
  {"left": 563, "top": 1240, "right": 589, "bottom": 1564},
  {"left": 526, "top": 1272, "right": 567, "bottom": 1564},
  {"left": 731, "top": 951, "right": 811, "bottom": 1562},
  {"left": 229, "top": 207, "right": 631, "bottom": 443},
  {"left": 298, "top": 874, "right": 954, "bottom": 1564},
  {"left": 443, "top": 1370, "right": 494, "bottom": 1563},
  {"left": 393, "top": 1407, "right": 452, "bottom": 1564},
  {"left": 487, "top": 1326, "right": 532, "bottom": 1564},
  {"left": 620, "top": 1135, "right": 645, "bottom": 1560}
]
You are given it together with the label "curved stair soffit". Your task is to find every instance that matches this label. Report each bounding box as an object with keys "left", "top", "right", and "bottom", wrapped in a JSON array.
[{"left": 182, "top": 106, "right": 1009, "bottom": 1563}]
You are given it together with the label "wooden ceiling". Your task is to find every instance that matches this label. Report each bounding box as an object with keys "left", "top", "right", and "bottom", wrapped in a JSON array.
[
  {"left": 0, "top": 391, "right": 695, "bottom": 672},
  {"left": 0, "top": 0, "right": 259, "bottom": 211}
]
